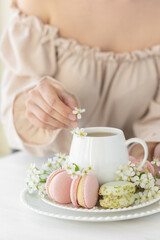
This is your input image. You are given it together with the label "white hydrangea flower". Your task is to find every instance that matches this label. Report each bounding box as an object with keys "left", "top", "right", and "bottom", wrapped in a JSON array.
[
  {"left": 116, "top": 163, "right": 136, "bottom": 181},
  {"left": 27, "top": 163, "right": 40, "bottom": 176},
  {"left": 143, "top": 190, "right": 154, "bottom": 202},
  {"left": 116, "top": 161, "right": 160, "bottom": 205},
  {"left": 26, "top": 182, "right": 37, "bottom": 194},
  {"left": 151, "top": 158, "right": 160, "bottom": 167},
  {"left": 72, "top": 107, "right": 86, "bottom": 120},
  {"left": 71, "top": 127, "right": 87, "bottom": 137},
  {"left": 63, "top": 162, "right": 76, "bottom": 175},
  {"left": 25, "top": 163, "right": 41, "bottom": 194},
  {"left": 81, "top": 168, "right": 88, "bottom": 176},
  {"left": 131, "top": 175, "right": 139, "bottom": 186},
  {"left": 116, "top": 165, "right": 125, "bottom": 177},
  {"left": 70, "top": 172, "right": 79, "bottom": 180},
  {"left": 86, "top": 166, "right": 93, "bottom": 174},
  {"left": 38, "top": 184, "right": 47, "bottom": 198},
  {"left": 144, "top": 173, "right": 155, "bottom": 190},
  {"left": 152, "top": 186, "right": 160, "bottom": 198},
  {"left": 135, "top": 192, "right": 143, "bottom": 205},
  {"left": 128, "top": 161, "right": 136, "bottom": 168},
  {"left": 123, "top": 163, "right": 135, "bottom": 177},
  {"left": 53, "top": 153, "right": 68, "bottom": 163},
  {"left": 139, "top": 174, "right": 148, "bottom": 188}
]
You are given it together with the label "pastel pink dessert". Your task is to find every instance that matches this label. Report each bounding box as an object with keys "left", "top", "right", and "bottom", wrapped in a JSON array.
[
  {"left": 70, "top": 175, "right": 81, "bottom": 207},
  {"left": 153, "top": 144, "right": 160, "bottom": 176},
  {"left": 70, "top": 174, "right": 99, "bottom": 209},
  {"left": 46, "top": 169, "right": 72, "bottom": 204},
  {"left": 129, "top": 156, "right": 155, "bottom": 176}
]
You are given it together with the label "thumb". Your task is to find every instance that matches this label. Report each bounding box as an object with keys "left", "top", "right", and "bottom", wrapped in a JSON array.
[{"left": 61, "top": 92, "right": 79, "bottom": 110}]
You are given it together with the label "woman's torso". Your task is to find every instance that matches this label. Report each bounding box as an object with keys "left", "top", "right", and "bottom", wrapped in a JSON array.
[
  {"left": 12, "top": 0, "right": 160, "bottom": 141},
  {"left": 17, "top": 0, "right": 160, "bottom": 52}
]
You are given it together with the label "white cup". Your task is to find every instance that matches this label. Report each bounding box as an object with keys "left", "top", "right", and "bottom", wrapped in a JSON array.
[{"left": 69, "top": 127, "right": 148, "bottom": 185}]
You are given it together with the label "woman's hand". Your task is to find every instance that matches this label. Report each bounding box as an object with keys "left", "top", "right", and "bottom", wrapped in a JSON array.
[
  {"left": 129, "top": 142, "right": 158, "bottom": 161},
  {"left": 25, "top": 78, "right": 79, "bottom": 130},
  {"left": 129, "top": 142, "right": 160, "bottom": 175}
]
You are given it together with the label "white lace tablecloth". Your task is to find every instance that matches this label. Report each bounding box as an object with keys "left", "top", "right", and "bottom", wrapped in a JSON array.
[{"left": 0, "top": 151, "right": 160, "bottom": 240}]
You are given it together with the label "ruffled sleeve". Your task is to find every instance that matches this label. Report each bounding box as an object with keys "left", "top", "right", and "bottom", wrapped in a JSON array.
[
  {"left": 133, "top": 77, "right": 160, "bottom": 142},
  {"left": 0, "top": 10, "right": 76, "bottom": 156},
  {"left": 0, "top": 9, "right": 58, "bottom": 77}
]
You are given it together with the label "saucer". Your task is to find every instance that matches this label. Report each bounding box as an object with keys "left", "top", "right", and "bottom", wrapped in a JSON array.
[
  {"left": 21, "top": 190, "right": 160, "bottom": 222},
  {"left": 42, "top": 194, "right": 160, "bottom": 213}
]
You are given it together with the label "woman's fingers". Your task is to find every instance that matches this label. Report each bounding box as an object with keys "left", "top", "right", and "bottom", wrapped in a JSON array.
[
  {"left": 62, "top": 91, "right": 79, "bottom": 110},
  {"left": 26, "top": 111, "right": 57, "bottom": 131},
  {"left": 38, "top": 81, "right": 77, "bottom": 121},
  {"left": 28, "top": 89, "right": 78, "bottom": 127},
  {"left": 26, "top": 100, "right": 66, "bottom": 129}
]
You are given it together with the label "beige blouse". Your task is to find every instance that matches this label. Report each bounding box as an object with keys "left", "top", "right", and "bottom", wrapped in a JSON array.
[{"left": 0, "top": 9, "right": 160, "bottom": 157}]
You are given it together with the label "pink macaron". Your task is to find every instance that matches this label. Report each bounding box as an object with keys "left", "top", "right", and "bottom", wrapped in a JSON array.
[
  {"left": 46, "top": 169, "right": 72, "bottom": 204},
  {"left": 129, "top": 156, "right": 155, "bottom": 176},
  {"left": 70, "top": 174, "right": 99, "bottom": 209},
  {"left": 153, "top": 144, "right": 160, "bottom": 176}
]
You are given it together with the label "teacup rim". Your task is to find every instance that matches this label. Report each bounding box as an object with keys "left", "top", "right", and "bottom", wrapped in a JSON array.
[{"left": 82, "top": 127, "right": 123, "bottom": 138}]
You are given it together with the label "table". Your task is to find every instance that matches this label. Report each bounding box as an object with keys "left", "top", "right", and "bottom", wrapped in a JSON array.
[{"left": 0, "top": 152, "right": 160, "bottom": 240}]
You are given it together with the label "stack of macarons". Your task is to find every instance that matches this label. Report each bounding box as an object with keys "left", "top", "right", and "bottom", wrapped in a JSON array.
[
  {"left": 99, "top": 181, "right": 135, "bottom": 209},
  {"left": 46, "top": 169, "right": 99, "bottom": 209}
]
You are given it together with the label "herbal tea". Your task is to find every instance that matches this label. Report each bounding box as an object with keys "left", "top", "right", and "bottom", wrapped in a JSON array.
[{"left": 87, "top": 132, "right": 116, "bottom": 137}]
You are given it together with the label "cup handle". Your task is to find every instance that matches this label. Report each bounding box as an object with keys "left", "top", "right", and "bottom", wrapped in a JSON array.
[{"left": 125, "top": 138, "right": 148, "bottom": 170}]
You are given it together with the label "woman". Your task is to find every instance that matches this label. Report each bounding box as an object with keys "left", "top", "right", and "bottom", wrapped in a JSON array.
[{"left": 0, "top": 0, "right": 160, "bottom": 161}]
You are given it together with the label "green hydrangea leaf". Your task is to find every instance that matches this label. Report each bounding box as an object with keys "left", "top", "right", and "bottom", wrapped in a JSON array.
[
  {"left": 139, "top": 172, "right": 145, "bottom": 178},
  {"left": 73, "top": 163, "right": 80, "bottom": 171}
]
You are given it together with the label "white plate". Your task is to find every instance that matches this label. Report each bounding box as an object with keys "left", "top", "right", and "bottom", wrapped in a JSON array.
[
  {"left": 42, "top": 195, "right": 160, "bottom": 213},
  {"left": 21, "top": 189, "right": 160, "bottom": 222}
]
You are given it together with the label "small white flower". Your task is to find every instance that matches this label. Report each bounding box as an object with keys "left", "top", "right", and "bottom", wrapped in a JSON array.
[
  {"left": 63, "top": 162, "right": 76, "bottom": 174},
  {"left": 71, "top": 127, "right": 87, "bottom": 137},
  {"left": 128, "top": 161, "right": 136, "bottom": 168},
  {"left": 29, "top": 163, "right": 36, "bottom": 170},
  {"left": 123, "top": 164, "right": 135, "bottom": 177},
  {"left": 144, "top": 173, "right": 155, "bottom": 190},
  {"left": 25, "top": 178, "right": 38, "bottom": 194},
  {"left": 131, "top": 175, "right": 139, "bottom": 185},
  {"left": 143, "top": 190, "right": 154, "bottom": 202},
  {"left": 38, "top": 184, "right": 47, "bottom": 198},
  {"left": 152, "top": 186, "right": 160, "bottom": 198},
  {"left": 53, "top": 153, "right": 68, "bottom": 163},
  {"left": 27, "top": 163, "right": 40, "bottom": 176},
  {"left": 81, "top": 168, "right": 88, "bottom": 176},
  {"left": 151, "top": 158, "right": 160, "bottom": 167},
  {"left": 86, "top": 166, "right": 93, "bottom": 174},
  {"left": 135, "top": 192, "right": 143, "bottom": 205},
  {"left": 121, "top": 175, "right": 128, "bottom": 181},
  {"left": 116, "top": 165, "right": 125, "bottom": 177},
  {"left": 70, "top": 172, "right": 79, "bottom": 180},
  {"left": 72, "top": 107, "right": 86, "bottom": 120},
  {"left": 139, "top": 174, "right": 148, "bottom": 188}
]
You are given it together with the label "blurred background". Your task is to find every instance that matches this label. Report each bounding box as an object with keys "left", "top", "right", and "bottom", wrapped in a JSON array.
[{"left": 0, "top": 0, "right": 12, "bottom": 156}]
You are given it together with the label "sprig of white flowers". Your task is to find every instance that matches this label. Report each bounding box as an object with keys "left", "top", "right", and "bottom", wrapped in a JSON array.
[
  {"left": 72, "top": 107, "right": 86, "bottom": 120},
  {"left": 151, "top": 158, "right": 160, "bottom": 167},
  {"left": 25, "top": 153, "right": 93, "bottom": 197},
  {"left": 71, "top": 127, "right": 87, "bottom": 137},
  {"left": 116, "top": 161, "right": 160, "bottom": 205}
]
